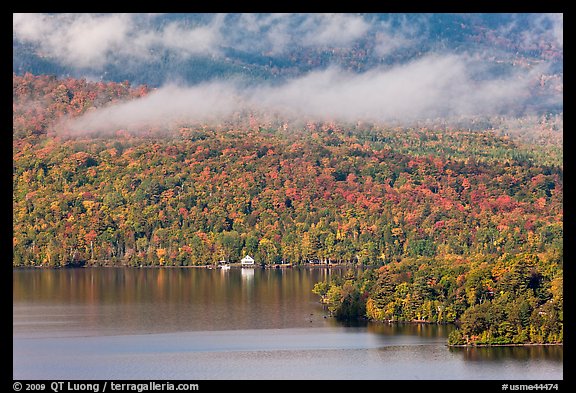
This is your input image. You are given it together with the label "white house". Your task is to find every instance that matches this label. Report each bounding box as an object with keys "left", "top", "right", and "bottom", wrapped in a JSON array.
[{"left": 241, "top": 255, "right": 255, "bottom": 266}]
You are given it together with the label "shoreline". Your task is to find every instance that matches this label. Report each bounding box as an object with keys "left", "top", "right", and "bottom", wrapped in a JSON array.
[
  {"left": 12, "top": 262, "right": 358, "bottom": 269},
  {"left": 448, "top": 343, "right": 563, "bottom": 348}
]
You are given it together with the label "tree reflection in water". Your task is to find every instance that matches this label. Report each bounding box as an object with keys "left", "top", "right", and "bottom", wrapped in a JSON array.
[{"left": 449, "top": 345, "right": 563, "bottom": 362}]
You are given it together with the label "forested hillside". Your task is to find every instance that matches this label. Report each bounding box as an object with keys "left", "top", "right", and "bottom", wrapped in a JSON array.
[{"left": 13, "top": 74, "right": 562, "bottom": 270}]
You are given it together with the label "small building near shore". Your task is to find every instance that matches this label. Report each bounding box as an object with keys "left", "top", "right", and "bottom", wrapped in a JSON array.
[{"left": 241, "top": 255, "right": 255, "bottom": 266}]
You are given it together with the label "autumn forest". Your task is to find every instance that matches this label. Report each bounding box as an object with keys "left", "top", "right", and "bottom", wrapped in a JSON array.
[{"left": 13, "top": 73, "right": 562, "bottom": 346}]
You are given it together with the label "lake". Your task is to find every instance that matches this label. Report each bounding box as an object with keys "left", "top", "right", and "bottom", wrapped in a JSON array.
[{"left": 13, "top": 267, "right": 563, "bottom": 380}]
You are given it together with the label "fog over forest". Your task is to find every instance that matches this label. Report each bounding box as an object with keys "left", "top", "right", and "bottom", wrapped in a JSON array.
[{"left": 13, "top": 13, "right": 563, "bottom": 133}]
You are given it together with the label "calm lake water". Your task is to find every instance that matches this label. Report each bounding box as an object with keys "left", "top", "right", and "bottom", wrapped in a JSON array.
[{"left": 13, "top": 267, "right": 563, "bottom": 380}]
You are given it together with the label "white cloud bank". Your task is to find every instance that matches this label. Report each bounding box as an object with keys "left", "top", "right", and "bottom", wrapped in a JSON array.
[
  {"left": 59, "top": 54, "right": 546, "bottom": 134},
  {"left": 14, "top": 13, "right": 563, "bottom": 70},
  {"left": 13, "top": 13, "right": 135, "bottom": 69},
  {"left": 13, "top": 13, "right": 374, "bottom": 69}
]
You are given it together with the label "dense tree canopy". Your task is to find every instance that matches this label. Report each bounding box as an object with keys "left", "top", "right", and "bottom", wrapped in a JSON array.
[{"left": 314, "top": 251, "right": 562, "bottom": 345}]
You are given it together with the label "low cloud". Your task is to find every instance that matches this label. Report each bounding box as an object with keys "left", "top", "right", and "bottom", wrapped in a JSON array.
[
  {"left": 58, "top": 80, "right": 244, "bottom": 133},
  {"left": 495, "top": 13, "right": 563, "bottom": 51},
  {"left": 13, "top": 13, "right": 134, "bottom": 69},
  {"left": 13, "top": 13, "right": 373, "bottom": 70},
  {"left": 534, "top": 13, "right": 563, "bottom": 49},
  {"left": 14, "top": 13, "right": 563, "bottom": 71},
  {"left": 13, "top": 13, "right": 226, "bottom": 69},
  {"left": 142, "top": 14, "right": 225, "bottom": 58},
  {"left": 59, "top": 54, "right": 547, "bottom": 134},
  {"left": 372, "top": 15, "right": 423, "bottom": 58},
  {"left": 299, "top": 14, "right": 370, "bottom": 47},
  {"left": 15, "top": 13, "right": 561, "bottom": 133},
  {"left": 255, "top": 55, "right": 539, "bottom": 122}
]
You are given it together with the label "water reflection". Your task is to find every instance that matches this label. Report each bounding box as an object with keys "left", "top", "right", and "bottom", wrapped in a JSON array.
[
  {"left": 367, "top": 321, "right": 456, "bottom": 338},
  {"left": 13, "top": 267, "right": 342, "bottom": 335},
  {"left": 450, "top": 345, "right": 563, "bottom": 362},
  {"left": 240, "top": 267, "right": 254, "bottom": 281}
]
